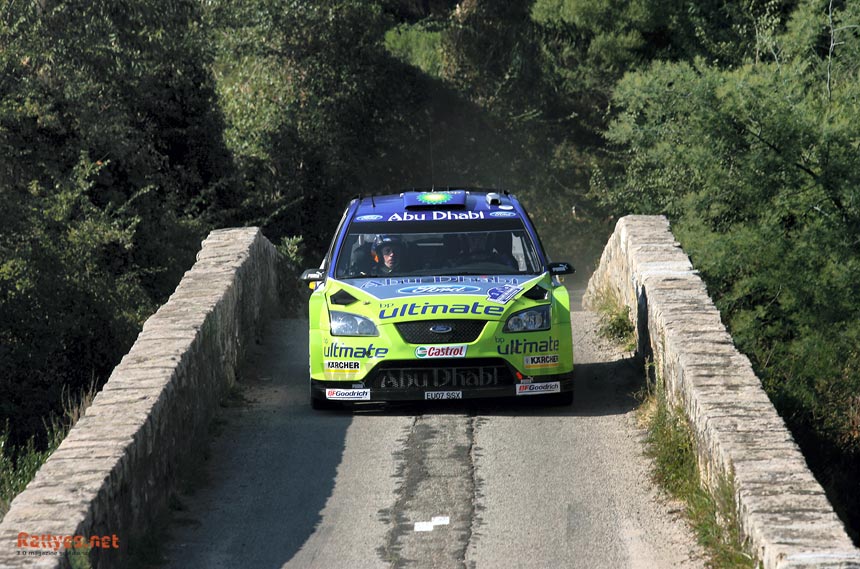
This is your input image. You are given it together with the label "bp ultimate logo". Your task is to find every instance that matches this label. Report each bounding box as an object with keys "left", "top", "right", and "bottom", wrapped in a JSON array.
[
  {"left": 323, "top": 343, "right": 388, "bottom": 358},
  {"left": 397, "top": 285, "right": 482, "bottom": 295},
  {"left": 497, "top": 336, "right": 560, "bottom": 355},
  {"left": 379, "top": 302, "right": 504, "bottom": 319}
]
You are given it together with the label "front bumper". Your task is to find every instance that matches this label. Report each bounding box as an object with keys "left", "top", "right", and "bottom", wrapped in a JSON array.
[{"left": 311, "top": 357, "right": 572, "bottom": 403}]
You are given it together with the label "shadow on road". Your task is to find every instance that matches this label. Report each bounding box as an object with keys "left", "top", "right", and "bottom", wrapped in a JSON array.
[
  {"left": 162, "top": 313, "right": 646, "bottom": 568},
  {"left": 330, "top": 355, "right": 645, "bottom": 419},
  {"left": 162, "top": 319, "right": 353, "bottom": 569}
]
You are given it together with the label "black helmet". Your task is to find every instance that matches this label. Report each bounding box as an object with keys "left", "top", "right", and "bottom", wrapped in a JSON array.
[{"left": 371, "top": 234, "right": 402, "bottom": 262}]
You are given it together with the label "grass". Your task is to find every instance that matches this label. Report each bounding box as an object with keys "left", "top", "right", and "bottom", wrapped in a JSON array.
[
  {"left": 67, "top": 546, "right": 93, "bottom": 569},
  {"left": 383, "top": 23, "right": 445, "bottom": 77},
  {"left": 593, "top": 287, "right": 636, "bottom": 352},
  {"left": 590, "top": 286, "right": 754, "bottom": 566},
  {"left": 638, "top": 367, "right": 756, "bottom": 569},
  {"left": 0, "top": 381, "right": 98, "bottom": 520}
]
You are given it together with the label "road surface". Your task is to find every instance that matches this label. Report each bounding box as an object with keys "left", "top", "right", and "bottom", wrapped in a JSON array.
[{"left": 161, "top": 287, "right": 703, "bottom": 568}]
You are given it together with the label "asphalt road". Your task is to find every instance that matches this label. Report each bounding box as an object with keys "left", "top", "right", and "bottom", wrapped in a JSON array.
[{"left": 161, "top": 289, "right": 703, "bottom": 569}]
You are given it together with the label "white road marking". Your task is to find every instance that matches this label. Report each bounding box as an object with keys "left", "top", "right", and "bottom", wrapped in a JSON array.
[{"left": 414, "top": 516, "right": 451, "bottom": 532}]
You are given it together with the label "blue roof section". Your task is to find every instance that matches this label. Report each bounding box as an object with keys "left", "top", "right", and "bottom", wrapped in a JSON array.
[
  {"left": 352, "top": 189, "right": 522, "bottom": 223},
  {"left": 326, "top": 188, "right": 549, "bottom": 278}
]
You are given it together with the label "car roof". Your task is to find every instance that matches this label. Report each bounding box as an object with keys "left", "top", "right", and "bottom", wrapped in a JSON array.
[{"left": 351, "top": 188, "right": 523, "bottom": 221}]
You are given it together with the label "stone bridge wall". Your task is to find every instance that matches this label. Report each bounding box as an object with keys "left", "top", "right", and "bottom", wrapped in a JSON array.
[
  {"left": 0, "top": 228, "right": 284, "bottom": 568},
  {"left": 584, "top": 215, "right": 860, "bottom": 569}
]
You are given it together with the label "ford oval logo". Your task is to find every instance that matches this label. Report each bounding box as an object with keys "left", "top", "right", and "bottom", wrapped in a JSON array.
[
  {"left": 355, "top": 214, "right": 384, "bottom": 221},
  {"left": 430, "top": 324, "right": 453, "bottom": 334},
  {"left": 489, "top": 211, "right": 517, "bottom": 218},
  {"left": 397, "top": 285, "right": 482, "bottom": 294}
]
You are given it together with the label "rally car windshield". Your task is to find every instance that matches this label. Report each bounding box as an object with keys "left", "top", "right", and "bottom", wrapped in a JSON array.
[{"left": 335, "top": 224, "right": 543, "bottom": 279}]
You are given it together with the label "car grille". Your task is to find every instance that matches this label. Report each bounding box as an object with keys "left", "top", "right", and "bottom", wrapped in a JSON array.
[{"left": 394, "top": 319, "right": 487, "bottom": 344}]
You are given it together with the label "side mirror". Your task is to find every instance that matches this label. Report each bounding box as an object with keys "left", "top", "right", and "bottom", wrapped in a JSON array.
[
  {"left": 300, "top": 268, "right": 325, "bottom": 283},
  {"left": 548, "top": 262, "right": 575, "bottom": 275}
]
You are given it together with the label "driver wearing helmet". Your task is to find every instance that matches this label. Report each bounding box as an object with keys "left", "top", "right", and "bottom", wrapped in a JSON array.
[{"left": 371, "top": 235, "right": 403, "bottom": 275}]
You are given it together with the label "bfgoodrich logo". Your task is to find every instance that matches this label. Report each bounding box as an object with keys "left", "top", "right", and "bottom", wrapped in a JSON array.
[
  {"left": 515, "top": 382, "right": 560, "bottom": 395},
  {"left": 326, "top": 389, "right": 371, "bottom": 401},
  {"left": 415, "top": 345, "right": 468, "bottom": 358}
]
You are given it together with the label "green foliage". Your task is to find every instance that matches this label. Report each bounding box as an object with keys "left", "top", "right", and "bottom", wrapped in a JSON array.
[
  {"left": 1, "top": 381, "right": 94, "bottom": 518},
  {"left": 603, "top": 3, "right": 860, "bottom": 451},
  {"left": 276, "top": 236, "right": 304, "bottom": 270},
  {"left": 0, "top": 0, "right": 223, "bottom": 451},
  {"left": 642, "top": 376, "right": 755, "bottom": 568},
  {"left": 647, "top": 398, "right": 699, "bottom": 498},
  {"left": 0, "top": 426, "right": 52, "bottom": 519},
  {"left": 67, "top": 546, "right": 93, "bottom": 569},
  {"left": 204, "top": 0, "right": 432, "bottom": 253},
  {"left": 385, "top": 23, "right": 445, "bottom": 77},
  {"left": 594, "top": 288, "right": 636, "bottom": 350},
  {"left": 601, "top": 0, "right": 860, "bottom": 537},
  {"left": 440, "top": 2, "right": 546, "bottom": 110},
  {"left": 276, "top": 235, "right": 310, "bottom": 316}
]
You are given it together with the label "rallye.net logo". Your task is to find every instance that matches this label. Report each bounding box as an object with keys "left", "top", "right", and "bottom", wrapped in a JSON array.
[
  {"left": 17, "top": 532, "right": 120, "bottom": 553},
  {"left": 415, "top": 345, "right": 468, "bottom": 358}
]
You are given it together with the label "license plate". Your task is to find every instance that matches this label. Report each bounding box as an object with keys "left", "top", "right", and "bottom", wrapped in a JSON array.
[{"left": 425, "top": 391, "right": 463, "bottom": 400}]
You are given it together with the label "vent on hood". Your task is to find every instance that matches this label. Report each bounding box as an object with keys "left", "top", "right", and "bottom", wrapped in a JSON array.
[
  {"left": 330, "top": 290, "right": 358, "bottom": 306},
  {"left": 522, "top": 284, "right": 549, "bottom": 301}
]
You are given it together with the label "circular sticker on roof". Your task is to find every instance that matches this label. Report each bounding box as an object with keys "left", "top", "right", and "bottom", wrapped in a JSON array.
[
  {"left": 498, "top": 205, "right": 514, "bottom": 210},
  {"left": 355, "top": 214, "right": 384, "bottom": 221},
  {"left": 490, "top": 211, "right": 517, "bottom": 218},
  {"left": 416, "top": 193, "right": 455, "bottom": 205},
  {"left": 397, "top": 285, "right": 482, "bottom": 294}
]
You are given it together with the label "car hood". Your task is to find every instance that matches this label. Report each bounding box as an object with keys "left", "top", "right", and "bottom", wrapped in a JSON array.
[{"left": 334, "top": 274, "right": 545, "bottom": 301}]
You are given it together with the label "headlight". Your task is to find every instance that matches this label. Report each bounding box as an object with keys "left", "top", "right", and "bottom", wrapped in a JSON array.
[
  {"left": 329, "top": 310, "right": 379, "bottom": 336},
  {"left": 503, "top": 305, "right": 551, "bottom": 333}
]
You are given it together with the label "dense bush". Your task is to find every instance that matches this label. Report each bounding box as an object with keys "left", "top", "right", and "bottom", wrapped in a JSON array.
[
  {"left": 599, "top": 0, "right": 860, "bottom": 536},
  {"left": 0, "top": 0, "right": 225, "bottom": 449}
]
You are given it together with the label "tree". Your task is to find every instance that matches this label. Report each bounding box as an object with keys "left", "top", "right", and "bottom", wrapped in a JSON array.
[
  {"left": 0, "top": 0, "right": 228, "bottom": 448},
  {"left": 600, "top": 0, "right": 860, "bottom": 534}
]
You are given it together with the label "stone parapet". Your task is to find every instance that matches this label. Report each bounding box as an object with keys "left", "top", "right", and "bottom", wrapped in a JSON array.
[
  {"left": 584, "top": 215, "right": 860, "bottom": 569},
  {"left": 0, "top": 228, "right": 283, "bottom": 568}
]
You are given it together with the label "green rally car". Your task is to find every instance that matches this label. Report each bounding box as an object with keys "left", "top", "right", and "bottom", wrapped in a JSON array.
[{"left": 300, "top": 189, "right": 575, "bottom": 409}]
